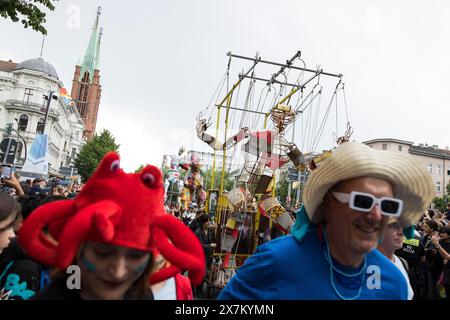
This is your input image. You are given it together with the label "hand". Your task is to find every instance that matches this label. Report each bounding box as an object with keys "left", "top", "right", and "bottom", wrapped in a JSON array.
[
  {"left": 3, "top": 172, "right": 20, "bottom": 188},
  {"left": 211, "top": 243, "right": 217, "bottom": 248},
  {"left": 431, "top": 234, "right": 440, "bottom": 245}
]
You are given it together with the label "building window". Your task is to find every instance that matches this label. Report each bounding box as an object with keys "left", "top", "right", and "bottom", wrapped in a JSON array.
[
  {"left": 60, "top": 161, "right": 63, "bottom": 169},
  {"left": 18, "top": 114, "right": 29, "bottom": 131},
  {"left": 436, "top": 181, "right": 441, "bottom": 192},
  {"left": 448, "top": 168, "right": 450, "bottom": 176},
  {"left": 398, "top": 145, "right": 402, "bottom": 151},
  {"left": 64, "top": 141, "right": 67, "bottom": 151},
  {"left": 71, "top": 148, "right": 76, "bottom": 159},
  {"left": 437, "top": 164, "right": 442, "bottom": 175},
  {"left": 36, "top": 118, "right": 45, "bottom": 134},
  {"left": 428, "top": 164, "right": 433, "bottom": 173},
  {"left": 382, "top": 144, "right": 387, "bottom": 150},
  {"left": 23, "top": 88, "right": 33, "bottom": 104}
]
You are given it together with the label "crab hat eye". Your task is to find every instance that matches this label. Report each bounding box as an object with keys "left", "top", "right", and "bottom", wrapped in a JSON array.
[
  {"left": 141, "top": 173, "right": 155, "bottom": 188},
  {"left": 110, "top": 160, "right": 120, "bottom": 172}
]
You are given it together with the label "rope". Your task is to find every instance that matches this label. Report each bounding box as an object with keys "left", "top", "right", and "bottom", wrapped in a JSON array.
[
  {"left": 312, "top": 87, "right": 337, "bottom": 151},
  {"left": 310, "top": 87, "right": 322, "bottom": 152}
]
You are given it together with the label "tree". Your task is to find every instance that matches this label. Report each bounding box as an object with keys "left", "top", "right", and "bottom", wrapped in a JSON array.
[
  {"left": 74, "top": 129, "right": 120, "bottom": 183},
  {"left": 135, "top": 164, "right": 145, "bottom": 173},
  {"left": 0, "top": 0, "right": 58, "bottom": 35},
  {"left": 275, "top": 172, "right": 289, "bottom": 207},
  {"left": 433, "top": 197, "right": 446, "bottom": 212},
  {"left": 202, "top": 168, "right": 234, "bottom": 192}
]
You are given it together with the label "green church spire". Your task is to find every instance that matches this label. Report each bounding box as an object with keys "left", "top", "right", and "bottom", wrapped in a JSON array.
[{"left": 80, "top": 6, "right": 102, "bottom": 83}]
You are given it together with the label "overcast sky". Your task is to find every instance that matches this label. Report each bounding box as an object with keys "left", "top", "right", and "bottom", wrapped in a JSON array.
[{"left": 1, "top": 0, "right": 449, "bottom": 171}]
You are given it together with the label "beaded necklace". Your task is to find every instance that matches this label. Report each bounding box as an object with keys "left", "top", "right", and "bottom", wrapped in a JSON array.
[{"left": 322, "top": 227, "right": 367, "bottom": 300}]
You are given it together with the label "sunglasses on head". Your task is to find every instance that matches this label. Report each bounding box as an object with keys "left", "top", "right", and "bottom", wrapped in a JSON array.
[{"left": 332, "top": 191, "right": 403, "bottom": 217}]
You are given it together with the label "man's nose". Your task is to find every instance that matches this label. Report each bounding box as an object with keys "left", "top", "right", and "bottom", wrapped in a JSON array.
[{"left": 367, "top": 204, "right": 383, "bottom": 222}]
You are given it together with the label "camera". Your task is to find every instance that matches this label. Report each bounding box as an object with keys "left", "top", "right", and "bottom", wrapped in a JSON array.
[{"left": 1, "top": 165, "right": 13, "bottom": 179}]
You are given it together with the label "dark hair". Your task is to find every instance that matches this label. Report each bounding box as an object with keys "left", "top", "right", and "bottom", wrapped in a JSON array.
[
  {"left": 440, "top": 226, "right": 450, "bottom": 236},
  {"left": 19, "top": 182, "right": 31, "bottom": 195},
  {"left": 125, "top": 252, "right": 154, "bottom": 299},
  {"left": 197, "top": 214, "right": 209, "bottom": 224},
  {"left": 427, "top": 210, "right": 435, "bottom": 219},
  {"left": 33, "top": 177, "right": 45, "bottom": 184},
  {"left": 16, "top": 194, "right": 66, "bottom": 220},
  {"left": 0, "top": 192, "right": 21, "bottom": 222},
  {"left": 424, "top": 219, "right": 439, "bottom": 232},
  {"left": 16, "top": 194, "right": 45, "bottom": 220},
  {"left": 40, "top": 195, "right": 67, "bottom": 206}
]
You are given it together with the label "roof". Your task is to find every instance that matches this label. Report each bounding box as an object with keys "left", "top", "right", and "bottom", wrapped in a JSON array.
[
  {"left": 409, "top": 145, "right": 450, "bottom": 159},
  {"left": 363, "top": 138, "right": 414, "bottom": 145},
  {"left": 14, "top": 57, "right": 59, "bottom": 79},
  {"left": 79, "top": 7, "right": 102, "bottom": 82},
  {"left": 0, "top": 60, "right": 18, "bottom": 72}
]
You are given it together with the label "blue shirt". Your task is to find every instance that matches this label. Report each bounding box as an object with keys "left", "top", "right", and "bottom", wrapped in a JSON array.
[{"left": 218, "top": 226, "right": 408, "bottom": 300}]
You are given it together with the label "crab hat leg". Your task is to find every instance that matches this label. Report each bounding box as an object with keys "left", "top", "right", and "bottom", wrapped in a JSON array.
[
  {"left": 18, "top": 200, "right": 76, "bottom": 267},
  {"left": 150, "top": 214, "right": 206, "bottom": 286},
  {"left": 54, "top": 200, "right": 122, "bottom": 270}
]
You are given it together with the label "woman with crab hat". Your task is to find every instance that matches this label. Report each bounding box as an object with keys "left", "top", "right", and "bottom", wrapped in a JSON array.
[{"left": 18, "top": 152, "right": 205, "bottom": 300}]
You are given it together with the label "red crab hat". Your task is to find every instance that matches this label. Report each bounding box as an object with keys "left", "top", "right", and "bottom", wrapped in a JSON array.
[{"left": 18, "top": 152, "right": 206, "bottom": 286}]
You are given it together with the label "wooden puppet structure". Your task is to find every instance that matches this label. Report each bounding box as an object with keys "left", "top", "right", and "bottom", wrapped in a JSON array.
[{"left": 196, "top": 51, "right": 353, "bottom": 290}]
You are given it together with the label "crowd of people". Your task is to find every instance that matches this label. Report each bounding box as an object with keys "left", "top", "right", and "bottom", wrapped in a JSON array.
[
  {"left": 395, "top": 207, "right": 450, "bottom": 299},
  {"left": 1, "top": 143, "right": 450, "bottom": 300}
]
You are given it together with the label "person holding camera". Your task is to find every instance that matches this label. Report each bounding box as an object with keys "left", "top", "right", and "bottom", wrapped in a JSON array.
[
  {"left": 421, "top": 220, "right": 441, "bottom": 299},
  {"left": 431, "top": 227, "right": 450, "bottom": 300},
  {"left": 0, "top": 166, "right": 24, "bottom": 197}
]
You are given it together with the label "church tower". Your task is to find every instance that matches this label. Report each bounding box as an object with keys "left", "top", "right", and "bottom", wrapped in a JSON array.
[{"left": 71, "top": 7, "right": 103, "bottom": 140}]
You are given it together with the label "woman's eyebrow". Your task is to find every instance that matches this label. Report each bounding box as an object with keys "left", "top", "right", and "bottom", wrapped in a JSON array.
[{"left": 0, "top": 213, "right": 19, "bottom": 232}]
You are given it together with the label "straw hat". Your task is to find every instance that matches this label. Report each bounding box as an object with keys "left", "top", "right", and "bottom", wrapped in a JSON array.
[{"left": 302, "top": 142, "right": 434, "bottom": 229}]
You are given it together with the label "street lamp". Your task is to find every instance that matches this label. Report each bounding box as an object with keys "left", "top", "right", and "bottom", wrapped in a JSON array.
[
  {"left": 42, "top": 91, "right": 58, "bottom": 134},
  {"left": 13, "top": 118, "right": 27, "bottom": 166}
]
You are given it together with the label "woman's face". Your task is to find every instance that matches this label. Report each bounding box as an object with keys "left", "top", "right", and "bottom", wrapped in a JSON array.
[
  {"left": 77, "top": 242, "right": 151, "bottom": 300},
  {"left": 0, "top": 212, "right": 18, "bottom": 254}
]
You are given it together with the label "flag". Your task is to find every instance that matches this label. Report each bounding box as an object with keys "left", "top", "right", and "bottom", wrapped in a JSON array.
[{"left": 59, "top": 88, "right": 75, "bottom": 110}]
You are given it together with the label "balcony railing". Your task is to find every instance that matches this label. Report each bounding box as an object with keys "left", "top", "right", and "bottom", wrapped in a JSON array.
[{"left": 5, "top": 100, "right": 60, "bottom": 118}]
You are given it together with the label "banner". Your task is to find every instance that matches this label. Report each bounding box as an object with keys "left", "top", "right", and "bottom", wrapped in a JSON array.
[
  {"left": 59, "top": 87, "right": 76, "bottom": 109},
  {"left": 21, "top": 134, "right": 49, "bottom": 177}
]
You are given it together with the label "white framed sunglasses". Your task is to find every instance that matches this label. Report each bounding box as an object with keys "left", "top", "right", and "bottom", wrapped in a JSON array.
[{"left": 332, "top": 191, "right": 403, "bottom": 217}]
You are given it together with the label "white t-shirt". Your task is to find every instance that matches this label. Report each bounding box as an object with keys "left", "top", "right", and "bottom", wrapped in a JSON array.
[
  {"left": 393, "top": 255, "right": 414, "bottom": 300},
  {"left": 153, "top": 277, "right": 177, "bottom": 300}
]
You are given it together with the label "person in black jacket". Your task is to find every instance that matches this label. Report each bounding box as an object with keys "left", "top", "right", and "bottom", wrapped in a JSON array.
[
  {"left": 0, "top": 192, "right": 44, "bottom": 300},
  {"left": 421, "top": 220, "right": 441, "bottom": 299},
  {"left": 194, "top": 214, "right": 216, "bottom": 297},
  {"left": 431, "top": 226, "right": 450, "bottom": 300},
  {"left": 0, "top": 193, "right": 61, "bottom": 300}
]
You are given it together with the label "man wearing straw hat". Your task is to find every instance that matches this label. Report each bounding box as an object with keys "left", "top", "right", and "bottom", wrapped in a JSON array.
[{"left": 218, "top": 142, "right": 434, "bottom": 300}]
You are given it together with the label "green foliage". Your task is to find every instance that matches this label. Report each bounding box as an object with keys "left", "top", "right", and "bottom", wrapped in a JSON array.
[
  {"left": 433, "top": 197, "right": 447, "bottom": 212},
  {"left": 135, "top": 164, "right": 145, "bottom": 173},
  {"left": 447, "top": 181, "right": 450, "bottom": 196},
  {"left": 0, "top": 0, "right": 57, "bottom": 35},
  {"left": 276, "top": 171, "right": 289, "bottom": 207},
  {"left": 74, "top": 129, "right": 120, "bottom": 183},
  {"left": 202, "top": 168, "right": 234, "bottom": 192}
]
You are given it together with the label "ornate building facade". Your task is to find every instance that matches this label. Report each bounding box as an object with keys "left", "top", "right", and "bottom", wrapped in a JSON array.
[{"left": 0, "top": 58, "right": 85, "bottom": 177}]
